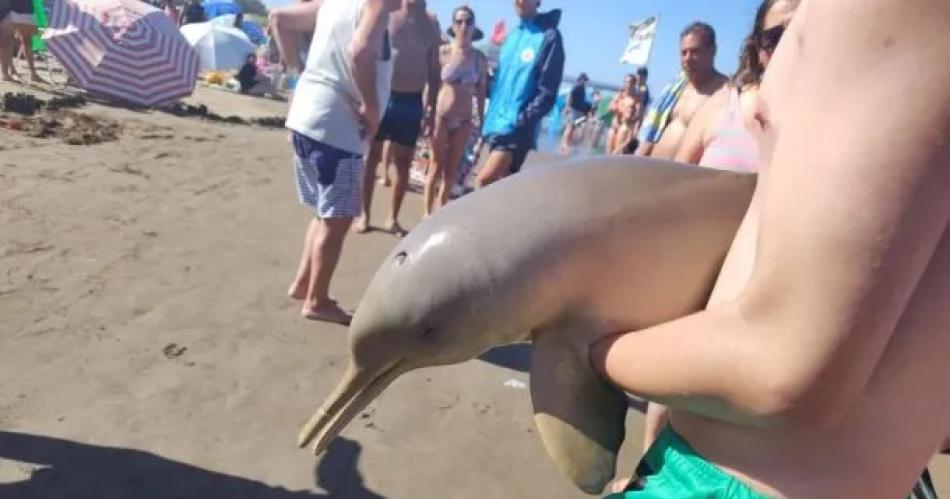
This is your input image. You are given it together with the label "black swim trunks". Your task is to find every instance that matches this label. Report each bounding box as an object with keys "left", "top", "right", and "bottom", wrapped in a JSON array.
[
  {"left": 375, "top": 91, "right": 424, "bottom": 148},
  {"left": 485, "top": 127, "right": 534, "bottom": 175}
]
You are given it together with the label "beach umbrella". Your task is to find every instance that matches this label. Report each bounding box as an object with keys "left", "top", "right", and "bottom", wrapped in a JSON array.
[
  {"left": 201, "top": 0, "right": 240, "bottom": 19},
  {"left": 210, "top": 13, "right": 265, "bottom": 45},
  {"left": 43, "top": 0, "right": 200, "bottom": 106},
  {"left": 180, "top": 22, "right": 254, "bottom": 72}
]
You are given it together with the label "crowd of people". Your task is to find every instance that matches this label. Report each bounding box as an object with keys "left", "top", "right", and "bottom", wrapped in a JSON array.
[{"left": 277, "top": 0, "right": 950, "bottom": 498}]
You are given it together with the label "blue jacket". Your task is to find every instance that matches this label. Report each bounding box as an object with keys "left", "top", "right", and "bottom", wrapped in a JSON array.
[{"left": 482, "top": 9, "right": 565, "bottom": 147}]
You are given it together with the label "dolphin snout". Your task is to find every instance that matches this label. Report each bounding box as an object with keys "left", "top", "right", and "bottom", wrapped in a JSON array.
[{"left": 298, "top": 359, "right": 407, "bottom": 454}]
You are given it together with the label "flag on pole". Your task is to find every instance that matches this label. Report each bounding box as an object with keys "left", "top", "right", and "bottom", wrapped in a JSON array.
[{"left": 620, "top": 15, "right": 658, "bottom": 67}]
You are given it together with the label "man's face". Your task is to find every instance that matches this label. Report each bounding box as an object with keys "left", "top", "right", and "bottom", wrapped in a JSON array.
[
  {"left": 680, "top": 33, "right": 716, "bottom": 80},
  {"left": 514, "top": 0, "right": 540, "bottom": 20}
]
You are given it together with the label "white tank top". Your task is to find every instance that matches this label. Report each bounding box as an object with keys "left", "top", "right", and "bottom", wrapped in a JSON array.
[{"left": 285, "top": 0, "right": 393, "bottom": 155}]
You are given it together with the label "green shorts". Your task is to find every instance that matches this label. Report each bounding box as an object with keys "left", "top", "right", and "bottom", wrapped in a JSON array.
[{"left": 605, "top": 426, "right": 770, "bottom": 499}]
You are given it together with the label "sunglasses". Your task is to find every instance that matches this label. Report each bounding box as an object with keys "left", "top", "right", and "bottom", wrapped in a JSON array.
[
  {"left": 454, "top": 17, "right": 474, "bottom": 26},
  {"left": 756, "top": 25, "right": 785, "bottom": 54}
]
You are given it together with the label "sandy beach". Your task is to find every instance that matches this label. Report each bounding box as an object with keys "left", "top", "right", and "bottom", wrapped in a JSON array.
[{"left": 2, "top": 80, "right": 949, "bottom": 498}]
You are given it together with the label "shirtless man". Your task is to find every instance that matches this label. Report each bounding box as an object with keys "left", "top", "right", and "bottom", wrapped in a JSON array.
[
  {"left": 605, "top": 74, "right": 635, "bottom": 154},
  {"left": 635, "top": 22, "right": 728, "bottom": 159},
  {"left": 354, "top": 0, "right": 441, "bottom": 236},
  {"left": 591, "top": 1, "right": 950, "bottom": 497},
  {"left": 611, "top": 77, "right": 641, "bottom": 155}
]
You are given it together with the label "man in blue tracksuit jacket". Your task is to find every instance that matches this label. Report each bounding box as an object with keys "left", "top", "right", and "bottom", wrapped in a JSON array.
[{"left": 475, "top": 0, "right": 565, "bottom": 187}]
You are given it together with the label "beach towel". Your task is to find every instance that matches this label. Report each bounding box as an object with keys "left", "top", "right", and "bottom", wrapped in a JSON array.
[{"left": 637, "top": 73, "right": 687, "bottom": 145}]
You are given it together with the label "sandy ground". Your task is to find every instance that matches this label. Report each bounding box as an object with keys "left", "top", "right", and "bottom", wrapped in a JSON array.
[{"left": 2, "top": 80, "right": 949, "bottom": 498}]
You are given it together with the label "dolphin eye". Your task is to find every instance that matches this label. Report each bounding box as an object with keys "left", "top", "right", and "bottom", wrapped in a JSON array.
[{"left": 394, "top": 251, "right": 407, "bottom": 265}]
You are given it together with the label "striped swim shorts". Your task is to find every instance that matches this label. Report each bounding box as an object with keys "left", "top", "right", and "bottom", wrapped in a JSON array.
[{"left": 291, "top": 132, "right": 363, "bottom": 219}]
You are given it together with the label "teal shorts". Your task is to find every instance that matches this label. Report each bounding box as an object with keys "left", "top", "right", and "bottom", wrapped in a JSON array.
[{"left": 605, "top": 426, "right": 770, "bottom": 499}]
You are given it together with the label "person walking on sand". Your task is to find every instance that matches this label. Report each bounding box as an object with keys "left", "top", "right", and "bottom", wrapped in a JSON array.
[
  {"left": 474, "top": 0, "right": 564, "bottom": 187},
  {"left": 354, "top": 0, "right": 441, "bottom": 236},
  {"left": 423, "top": 5, "right": 487, "bottom": 216},
  {"left": 284, "top": 0, "right": 398, "bottom": 324}
]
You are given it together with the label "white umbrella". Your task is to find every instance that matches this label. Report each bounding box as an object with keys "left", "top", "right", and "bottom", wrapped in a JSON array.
[{"left": 180, "top": 22, "right": 255, "bottom": 73}]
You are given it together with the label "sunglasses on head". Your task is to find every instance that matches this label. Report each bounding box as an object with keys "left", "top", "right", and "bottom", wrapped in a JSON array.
[
  {"left": 454, "top": 17, "right": 474, "bottom": 26},
  {"left": 756, "top": 25, "right": 785, "bottom": 53}
]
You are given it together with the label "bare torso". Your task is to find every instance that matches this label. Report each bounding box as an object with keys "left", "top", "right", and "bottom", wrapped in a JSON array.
[
  {"left": 650, "top": 74, "right": 729, "bottom": 160},
  {"left": 618, "top": 94, "right": 639, "bottom": 126},
  {"left": 435, "top": 44, "right": 484, "bottom": 123},
  {"left": 388, "top": 6, "right": 440, "bottom": 93},
  {"left": 669, "top": 6, "right": 950, "bottom": 497}
]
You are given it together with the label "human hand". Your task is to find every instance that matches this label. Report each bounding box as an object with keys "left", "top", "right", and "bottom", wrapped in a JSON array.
[{"left": 358, "top": 102, "right": 381, "bottom": 140}]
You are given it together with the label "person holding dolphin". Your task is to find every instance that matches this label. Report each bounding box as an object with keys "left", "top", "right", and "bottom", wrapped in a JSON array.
[{"left": 589, "top": 0, "right": 950, "bottom": 497}]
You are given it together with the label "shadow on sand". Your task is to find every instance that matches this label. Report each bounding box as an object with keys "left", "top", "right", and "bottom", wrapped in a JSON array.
[{"left": 0, "top": 431, "right": 384, "bottom": 499}]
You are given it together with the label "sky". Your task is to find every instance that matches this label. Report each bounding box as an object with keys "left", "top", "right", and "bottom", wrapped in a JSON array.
[{"left": 263, "top": 0, "right": 764, "bottom": 95}]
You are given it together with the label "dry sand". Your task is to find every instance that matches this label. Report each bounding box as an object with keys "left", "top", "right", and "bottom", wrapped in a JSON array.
[{"left": 1, "top": 80, "right": 948, "bottom": 498}]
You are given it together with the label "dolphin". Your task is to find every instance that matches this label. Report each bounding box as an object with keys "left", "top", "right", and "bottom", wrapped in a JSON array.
[{"left": 297, "top": 156, "right": 757, "bottom": 494}]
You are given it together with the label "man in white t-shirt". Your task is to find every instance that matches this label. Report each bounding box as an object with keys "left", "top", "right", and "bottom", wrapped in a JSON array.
[{"left": 284, "top": 0, "right": 399, "bottom": 324}]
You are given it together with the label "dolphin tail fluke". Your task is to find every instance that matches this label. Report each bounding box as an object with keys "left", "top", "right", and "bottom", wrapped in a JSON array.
[{"left": 530, "top": 329, "right": 628, "bottom": 495}]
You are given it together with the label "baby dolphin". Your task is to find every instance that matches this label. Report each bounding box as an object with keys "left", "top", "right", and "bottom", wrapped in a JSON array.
[{"left": 298, "top": 156, "right": 756, "bottom": 494}]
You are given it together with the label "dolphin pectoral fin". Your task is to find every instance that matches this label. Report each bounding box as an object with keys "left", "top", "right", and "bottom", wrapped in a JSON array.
[{"left": 530, "top": 331, "right": 628, "bottom": 495}]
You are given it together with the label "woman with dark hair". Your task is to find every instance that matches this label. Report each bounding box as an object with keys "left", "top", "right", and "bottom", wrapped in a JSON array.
[
  {"left": 671, "top": 0, "right": 798, "bottom": 171},
  {"left": 423, "top": 5, "right": 487, "bottom": 216}
]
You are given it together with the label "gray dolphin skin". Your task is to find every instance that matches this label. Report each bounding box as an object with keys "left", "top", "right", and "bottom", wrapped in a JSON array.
[{"left": 297, "top": 156, "right": 757, "bottom": 494}]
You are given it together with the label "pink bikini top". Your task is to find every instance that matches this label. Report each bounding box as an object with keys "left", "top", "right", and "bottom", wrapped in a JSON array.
[{"left": 699, "top": 88, "right": 760, "bottom": 172}]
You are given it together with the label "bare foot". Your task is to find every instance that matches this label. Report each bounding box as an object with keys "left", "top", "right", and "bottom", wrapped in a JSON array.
[
  {"left": 287, "top": 280, "right": 307, "bottom": 300},
  {"left": 353, "top": 216, "right": 370, "bottom": 234},
  {"left": 301, "top": 300, "right": 353, "bottom": 325},
  {"left": 378, "top": 175, "right": 391, "bottom": 187},
  {"left": 385, "top": 220, "right": 407, "bottom": 237}
]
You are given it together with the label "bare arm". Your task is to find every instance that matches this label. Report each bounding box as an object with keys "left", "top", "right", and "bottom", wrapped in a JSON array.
[
  {"left": 348, "top": 0, "right": 391, "bottom": 136},
  {"left": 475, "top": 53, "right": 487, "bottom": 126},
  {"left": 592, "top": 0, "right": 950, "bottom": 429},
  {"left": 423, "top": 21, "right": 442, "bottom": 120}
]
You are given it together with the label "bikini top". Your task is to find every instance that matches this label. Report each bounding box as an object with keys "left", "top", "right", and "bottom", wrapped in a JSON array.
[{"left": 441, "top": 50, "right": 480, "bottom": 86}]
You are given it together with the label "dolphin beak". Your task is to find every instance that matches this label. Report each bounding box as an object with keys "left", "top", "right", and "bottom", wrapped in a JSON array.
[{"left": 297, "top": 359, "right": 406, "bottom": 454}]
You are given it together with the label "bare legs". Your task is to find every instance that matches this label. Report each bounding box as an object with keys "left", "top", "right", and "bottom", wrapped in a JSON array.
[
  {"left": 356, "top": 139, "right": 413, "bottom": 236},
  {"left": 425, "top": 120, "right": 473, "bottom": 216},
  {"left": 377, "top": 141, "right": 392, "bottom": 187},
  {"left": 289, "top": 216, "right": 353, "bottom": 325},
  {"left": 0, "top": 18, "right": 14, "bottom": 82},
  {"left": 559, "top": 120, "right": 576, "bottom": 153},
  {"left": 354, "top": 139, "right": 385, "bottom": 233},
  {"left": 474, "top": 149, "right": 512, "bottom": 189},
  {"left": 267, "top": 0, "right": 320, "bottom": 73},
  {"left": 386, "top": 142, "right": 413, "bottom": 235},
  {"left": 13, "top": 24, "right": 44, "bottom": 83}
]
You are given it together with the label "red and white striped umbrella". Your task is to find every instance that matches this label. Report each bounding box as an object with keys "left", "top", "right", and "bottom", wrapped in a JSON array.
[{"left": 43, "top": 0, "right": 199, "bottom": 106}]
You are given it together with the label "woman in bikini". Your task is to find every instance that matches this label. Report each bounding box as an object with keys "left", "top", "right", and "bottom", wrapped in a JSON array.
[{"left": 423, "top": 5, "right": 486, "bottom": 216}]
